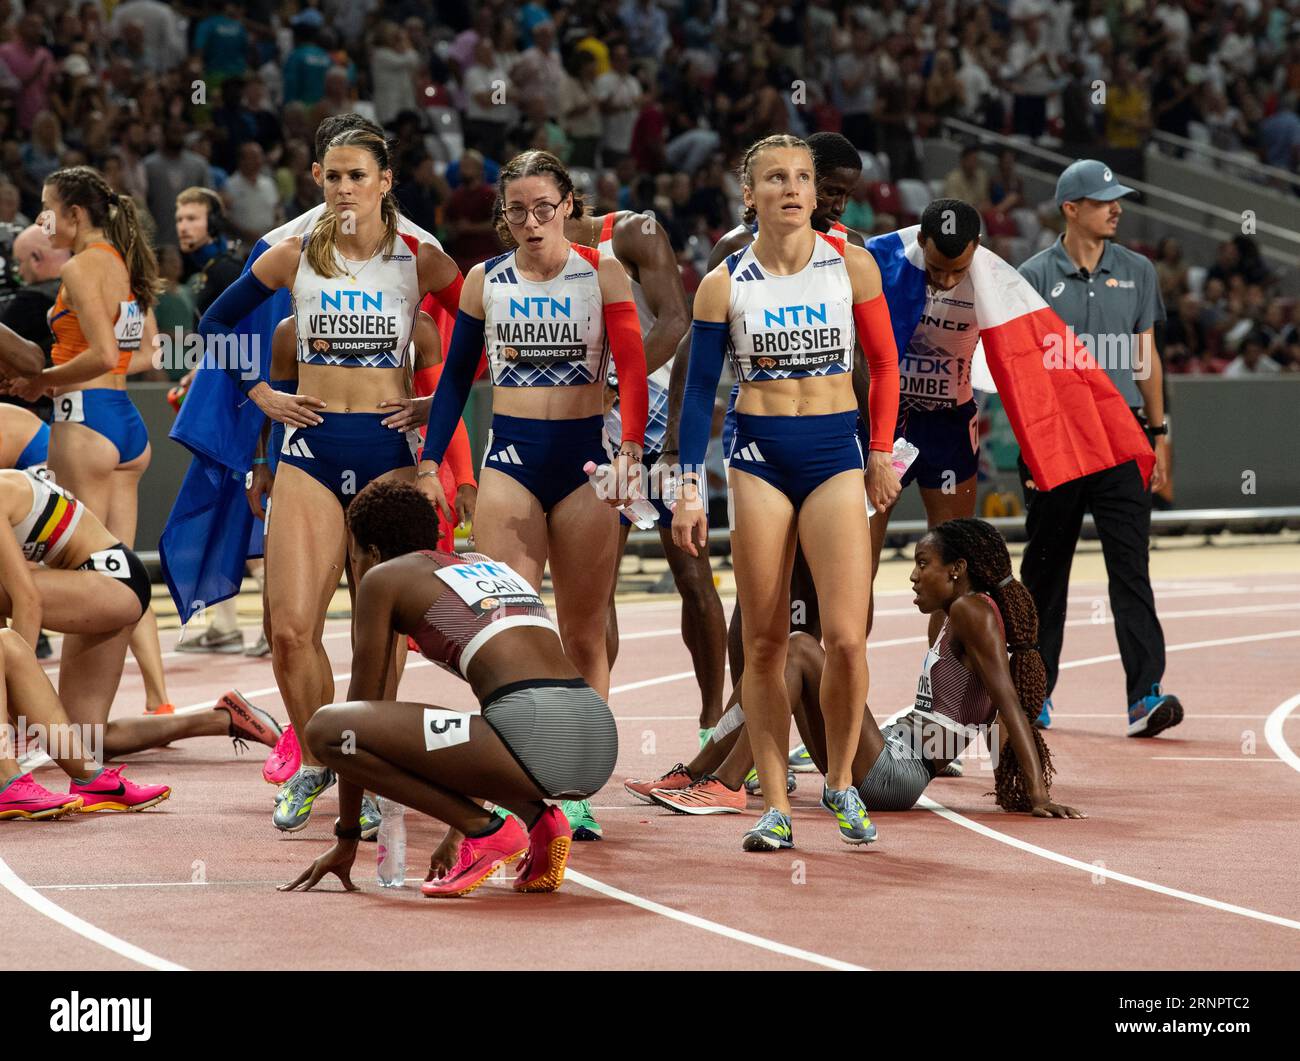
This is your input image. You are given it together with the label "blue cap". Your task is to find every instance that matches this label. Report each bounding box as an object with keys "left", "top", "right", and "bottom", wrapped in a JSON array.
[{"left": 1055, "top": 159, "right": 1135, "bottom": 207}]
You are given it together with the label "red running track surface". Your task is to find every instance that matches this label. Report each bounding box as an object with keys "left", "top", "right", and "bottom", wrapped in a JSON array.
[{"left": 3, "top": 571, "right": 1299, "bottom": 970}]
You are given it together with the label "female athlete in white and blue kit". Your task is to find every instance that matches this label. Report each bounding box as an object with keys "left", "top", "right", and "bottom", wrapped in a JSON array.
[
  {"left": 199, "top": 127, "right": 464, "bottom": 832},
  {"left": 420, "top": 150, "right": 649, "bottom": 841},
  {"left": 673, "top": 134, "right": 901, "bottom": 852}
]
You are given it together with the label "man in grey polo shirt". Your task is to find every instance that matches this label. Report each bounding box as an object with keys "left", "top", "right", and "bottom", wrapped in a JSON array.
[{"left": 1017, "top": 159, "right": 1183, "bottom": 738}]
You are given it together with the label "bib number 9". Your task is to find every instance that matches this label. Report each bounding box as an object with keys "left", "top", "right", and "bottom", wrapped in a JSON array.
[
  {"left": 86, "top": 548, "right": 130, "bottom": 580},
  {"left": 53, "top": 392, "right": 85, "bottom": 424}
]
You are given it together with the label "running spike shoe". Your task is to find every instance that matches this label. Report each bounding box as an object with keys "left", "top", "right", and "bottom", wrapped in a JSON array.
[
  {"left": 820, "top": 784, "right": 877, "bottom": 844},
  {"left": 561, "top": 798, "right": 602, "bottom": 841},
  {"left": 215, "top": 690, "right": 282, "bottom": 751},
  {"left": 272, "top": 766, "right": 335, "bottom": 832},
  {"left": 422, "top": 815, "right": 528, "bottom": 898},
  {"left": 741, "top": 808, "right": 794, "bottom": 851},
  {"left": 263, "top": 725, "right": 301, "bottom": 785},
  {"left": 70, "top": 766, "right": 171, "bottom": 812},
  {"left": 359, "top": 794, "right": 381, "bottom": 841},
  {"left": 651, "top": 775, "right": 746, "bottom": 815},
  {"left": 743, "top": 767, "right": 797, "bottom": 796},
  {"left": 0, "top": 774, "right": 82, "bottom": 820},
  {"left": 514, "top": 805, "right": 572, "bottom": 893},
  {"left": 624, "top": 762, "right": 693, "bottom": 804},
  {"left": 788, "top": 744, "right": 816, "bottom": 772}
]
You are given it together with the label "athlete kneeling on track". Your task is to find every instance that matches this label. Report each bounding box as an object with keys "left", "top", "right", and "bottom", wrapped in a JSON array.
[
  {"left": 632, "top": 519, "right": 1083, "bottom": 823},
  {"left": 281, "top": 480, "right": 618, "bottom": 898},
  {"left": 0, "top": 469, "right": 281, "bottom": 808}
]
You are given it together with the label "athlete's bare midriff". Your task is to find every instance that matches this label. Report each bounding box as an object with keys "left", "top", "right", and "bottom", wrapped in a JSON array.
[
  {"left": 490, "top": 378, "right": 605, "bottom": 421},
  {"left": 296, "top": 361, "right": 411, "bottom": 413},
  {"left": 734, "top": 371, "right": 857, "bottom": 418}
]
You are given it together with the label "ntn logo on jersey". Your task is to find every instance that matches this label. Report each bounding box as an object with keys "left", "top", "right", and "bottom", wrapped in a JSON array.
[
  {"left": 509, "top": 296, "right": 572, "bottom": 318},
  {"left": 321, "top": 290, "right": 383, "bottom": 312},
  {"left": 761, "top": 303, "right": 828, "bottom": 328}
]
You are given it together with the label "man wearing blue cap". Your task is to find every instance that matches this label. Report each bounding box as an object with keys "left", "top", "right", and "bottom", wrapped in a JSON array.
[{"left": 1017, "top": 159, "right": 1183, "bottom": 738}]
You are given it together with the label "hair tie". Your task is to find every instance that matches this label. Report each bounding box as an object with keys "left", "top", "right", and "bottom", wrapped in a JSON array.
[
  {"left": 997, "top": 575, "right": 1014, "bottom": 588},
  {"left": 109, "top": 192, "right": 120, "bottom": 206},
  {"left": 1008, "top": 641, "right": 1038, "bottom": 652}
]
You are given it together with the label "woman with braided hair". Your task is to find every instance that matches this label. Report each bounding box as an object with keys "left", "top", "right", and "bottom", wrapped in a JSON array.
[
  {"left": 634, "top": 518, "right": 1083, "bottom": 818},
  {"left": 1, "top": 165, "right": 175, "bottom": 718}
]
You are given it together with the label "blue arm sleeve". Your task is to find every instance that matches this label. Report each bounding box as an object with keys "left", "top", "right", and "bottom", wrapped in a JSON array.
[
  {"left": 678, "top": 320, "right": 728, "bottom": 477},
  {"left": 198, "top": 269, "right": 276, "bottom": 396},
  {"left": 421, "top": 310, "right": 487, "bottom": 465}
]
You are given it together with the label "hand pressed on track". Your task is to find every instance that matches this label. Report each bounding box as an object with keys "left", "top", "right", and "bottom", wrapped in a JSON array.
[{"left": 279, "top": 840, "right": 360, "bottom": 892}]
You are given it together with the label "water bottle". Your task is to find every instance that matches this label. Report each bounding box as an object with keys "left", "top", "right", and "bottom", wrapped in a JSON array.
[
  {"left": 584, "top": 460, "right": 658, "bottom": 529},
  {"left": 867, "top": 437, "right": 921, "bottom": 517},
  {"left": 375, "top": 797, "right": 406, "bottom": 888}
]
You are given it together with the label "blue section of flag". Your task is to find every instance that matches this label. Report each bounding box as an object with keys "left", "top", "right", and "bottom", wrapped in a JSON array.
[
  {"left": 865, "top": 230, "right": 928, "bottom": 362},
  {"left": 160, "top": 238, "right": 284, "bottom": 619}
]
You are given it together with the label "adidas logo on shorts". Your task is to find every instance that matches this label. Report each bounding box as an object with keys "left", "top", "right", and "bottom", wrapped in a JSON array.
[
  {"left": 489, "top": 444, "right": 523, "bottom": 465},
  {"left": 282, "top": 431, "right": 315, "bottom": 460},
  {"left": 733, "top": 442, "right": 766, "bottom": 463}
]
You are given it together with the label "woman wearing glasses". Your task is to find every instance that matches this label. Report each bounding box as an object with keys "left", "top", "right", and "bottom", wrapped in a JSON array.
[{"left": 420, "top": 150, "right": 648, "bottom": 841}]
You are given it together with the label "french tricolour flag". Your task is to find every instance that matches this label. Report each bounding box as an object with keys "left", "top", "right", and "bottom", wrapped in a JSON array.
[{"left": 867, "top": 226, "right": 1155, "bottom": 492}]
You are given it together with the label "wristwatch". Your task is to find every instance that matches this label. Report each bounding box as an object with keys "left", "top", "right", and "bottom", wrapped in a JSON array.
[
  {"left": 1148, "top": 419, "right": 1169, "bottom": 437},
  {"left": 333, "top": 818, "right": 362, "bottom": 841}
]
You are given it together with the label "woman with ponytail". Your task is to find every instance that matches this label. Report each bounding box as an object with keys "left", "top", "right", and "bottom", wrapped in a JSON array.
[
  {"left": 635, "top": 518, "right": 1083, "bottom": 820},
  {"left": 4, "top": 165, "right": 176, "bottom": 719},
  {"left": 198, "top": 127, "right": 464, "bottom": 834}
]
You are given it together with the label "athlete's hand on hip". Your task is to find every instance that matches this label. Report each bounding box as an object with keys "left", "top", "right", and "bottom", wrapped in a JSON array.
[
  {"left": 865, "top": 449, "right": 902, "bottom": 513},
  {"left": 278, "top": 840, "right": 360, "bottom": 892},
  {"left": 1030, "top": 800, "right": 1087, "bottom": 819},
  {"left": 416, "top": 466, "right": 455, "bottom": 523},
  {"left": 455, "top": 483, "right": 477, "bottom": 527},
  {"left": 378, "top": 395, "right": 432, "bottom": 430},
  {"left": 252, "top": 384, "right": 326, "bottom": 427},
  {"left": 671, "top": 479, "right": 708, "bottom": 557},
  {"left": 1149, "top": 435, "right": 1170, "bottom": 494},
  {"left": 245, "top": 462, "right": 274, "bottom": 520}
]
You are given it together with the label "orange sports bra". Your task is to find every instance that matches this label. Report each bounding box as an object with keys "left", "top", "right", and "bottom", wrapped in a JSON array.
[{"left": 47, "top": 242, "right": 143, "bottom": 374}]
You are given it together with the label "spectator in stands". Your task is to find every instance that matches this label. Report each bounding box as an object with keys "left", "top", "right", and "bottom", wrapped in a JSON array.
[
  {"left": 282, "top": 12, "right": 332, "bottom": 107},
  {"left": 20, "top": 111, "right": 65, "bottom": 187},
  {"left": 1224, "top": 331, "right": 1283, "bottom": 376},
  {"left": 1152, "top": 50, "right": 1199, "bottom": 140},
  {"left": 622, "top": 0, "right": 672, "bottom": 69},
  {"left": 630, "top": 76, "right": 667, "bottom": 175},
  {"left": 0, "top": 224, "right": 67, "bottom": 423},
  {"left": 944, "top": 145, "right": 991, "bottom": 209},
  {"left": 1257, "top": 97, "right": 1300, "bottom": 170},
  {"left": 462, "top": 35, "right": 514, "bottom": 163},
  {"left": 394, "top": 147, "right": 447, "bottom": 236},
  {"left": 144, "top": 118, "right": 210, "bottom": 247},
  {"left": 512, "top": 19, "right": 565, "bottom": 117},
  {"left": 222, "top": 140, "right": 281, "bottom": 245},
  {"left": 1206, "top": 239, "right": 1242, "bottom": 288},
  {"left": 194, "top": 2, "right": 249, "bottom": 89},
  {"left": 595, "top": 42, "right": 643, "bottom": 167},
  {"left": 562, "top": 49, "right": 603, "bottom": 169},
  {"left": 211, "top": 76, "right": 258, "bottom": 175},
  {"left": 151, "top": 244, "right": 195, "bottom": 382},
  {"left": 0, "top": 180, "right": 29, "bottom": 229},
  {"left": 1104, "top": 55, "right": 1151, "bottom": 150},
  {"left": 1155, "top": 237, "right": 1190, "bottom": 305},
  {"left": 109, "top": 0, "right": 186, "bottom": 75},
  {"left": 0, "top": 13, "right": 56, "bottom": 132},
  {"left": 1005, "top": 11, "right": 1060, "bottom": 140},
  {"left": 370, "top": 22, "right": 422, "bottom": 126},
  {"left": 921, "top": 49, "right": 966, "bottom": 134},
  {"left": 442, "top": 148, "right": 501, "bottom": 275},
  {"left": 1163, "top": 292, "right": 1206, "bottom": 373},
  {"left": 835, "top": 25, "right": 878, "bottom": 151},
  {"left": 840, "top": 175, "right": 876, "bottom": 234}
]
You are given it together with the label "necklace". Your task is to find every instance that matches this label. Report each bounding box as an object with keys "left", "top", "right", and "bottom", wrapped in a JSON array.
[{"left": 336, "top": 232, "right": 388, "bottom": 281}]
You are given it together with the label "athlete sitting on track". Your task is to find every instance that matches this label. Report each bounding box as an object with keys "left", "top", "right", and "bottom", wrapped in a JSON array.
[
  {"left": 0, "top": 471, "right": 280, "bottom": 814},
  {"left": 631, "top": 519, "right": 1083, "bottom": 821},
  {"left": 280, "top": 480, "right": 618, "bottom": 899}
]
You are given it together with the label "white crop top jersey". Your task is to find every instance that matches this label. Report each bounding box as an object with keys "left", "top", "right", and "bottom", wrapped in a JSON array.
[
  {"left": 481, "top": 244, "right": 609, "bottom": 387},
  {"left": 900, "top": 271, "right": 980, "bottom": 412},
  {"left": 725, "top": 231, "right": 854, "bottom": 383},
  {"left": 597, "top": 212, "right": 671, "bottom": 453},
  {"left": 292, "top": 232, "right": 423, "bottom": 369}
]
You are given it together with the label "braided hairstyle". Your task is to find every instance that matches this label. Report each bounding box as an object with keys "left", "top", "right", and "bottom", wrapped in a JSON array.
[
  {"left": 45, "top": 166, "right": 163, "bottom": 310},
  {"left": 739, "top": 133, "right": 812, "bottom": 226},
  {"left": 927, "top": 518, "right": 1054, "bottom": 811}
]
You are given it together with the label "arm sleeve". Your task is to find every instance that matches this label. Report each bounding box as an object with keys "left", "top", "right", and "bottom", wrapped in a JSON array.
[
  {"left": 431, "top": 270, "right": 464, "bottom": 317},
  {"left": 198, "top": 269, "right": 276, "bottom": 396},
  {"left": 678, "top": 320, "right": 728, "bottom": 476},
  {"left": 853, "top": 295, "right": 900, "bottom": 452},
  {"left": 419, "top": 310, "right": 485, "bottom": 465},
  {"left": 414, "top": 361, "right": 476, "bottom": 489},
  {"left": 604, "top": 300, "right": 648, "bottom": 449}
]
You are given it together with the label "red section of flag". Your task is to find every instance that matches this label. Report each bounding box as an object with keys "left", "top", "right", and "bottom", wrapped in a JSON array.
[{"left": 981, "top": 307, "right": 1155, "bottom": 491}]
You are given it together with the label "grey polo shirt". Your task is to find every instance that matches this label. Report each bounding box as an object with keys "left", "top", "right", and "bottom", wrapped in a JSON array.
[{"left": 1018, "top": 237, "right": 1165, "bottom": 407}]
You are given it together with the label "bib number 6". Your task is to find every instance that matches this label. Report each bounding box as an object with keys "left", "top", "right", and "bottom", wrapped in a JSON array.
[
  {"left": 87, "top": 548, "right": 130, "bottom": 580},
  {"left": 53, "top": 392, "right": 85, "bottom": 424}
]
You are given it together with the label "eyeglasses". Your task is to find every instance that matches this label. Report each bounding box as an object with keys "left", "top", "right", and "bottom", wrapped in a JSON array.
[{"left": 502, "top": 201, "right": 560, "bottom": 226}]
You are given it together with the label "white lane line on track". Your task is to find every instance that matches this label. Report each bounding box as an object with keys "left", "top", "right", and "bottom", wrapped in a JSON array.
[
  {"left": 1264, "top": 693, "right": 1300, "bottom": 776},
  {"left": 562, "top": 869, "right": 866, "bottom": 971},
  {"left": 0, "top": 855, "right": 188, "bottom": 970},
  {"left": 915, "top": 795, "right": 1300, "bottom": 932},
  {"left": 918, "top": 628, "right": 1300, "bottom": 934},
  {"left": 1150, "top": 756, "right": 1287, "bottom": 762}
]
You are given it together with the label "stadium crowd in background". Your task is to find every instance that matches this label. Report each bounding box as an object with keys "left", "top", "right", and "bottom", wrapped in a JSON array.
[{"left": 1, "top": 0, "right": 1297, "bottom": 378}]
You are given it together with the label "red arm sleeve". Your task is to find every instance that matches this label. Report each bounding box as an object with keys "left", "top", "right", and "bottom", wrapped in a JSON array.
[
  {"left": 853, "top": 295, "right": 901, "bottom": 452},
  {"left": 430, "top": 271, "right": 464, "bottom": 317},
  {"left": 604, "top": 300, "right": 648, "bottom": 449}
]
